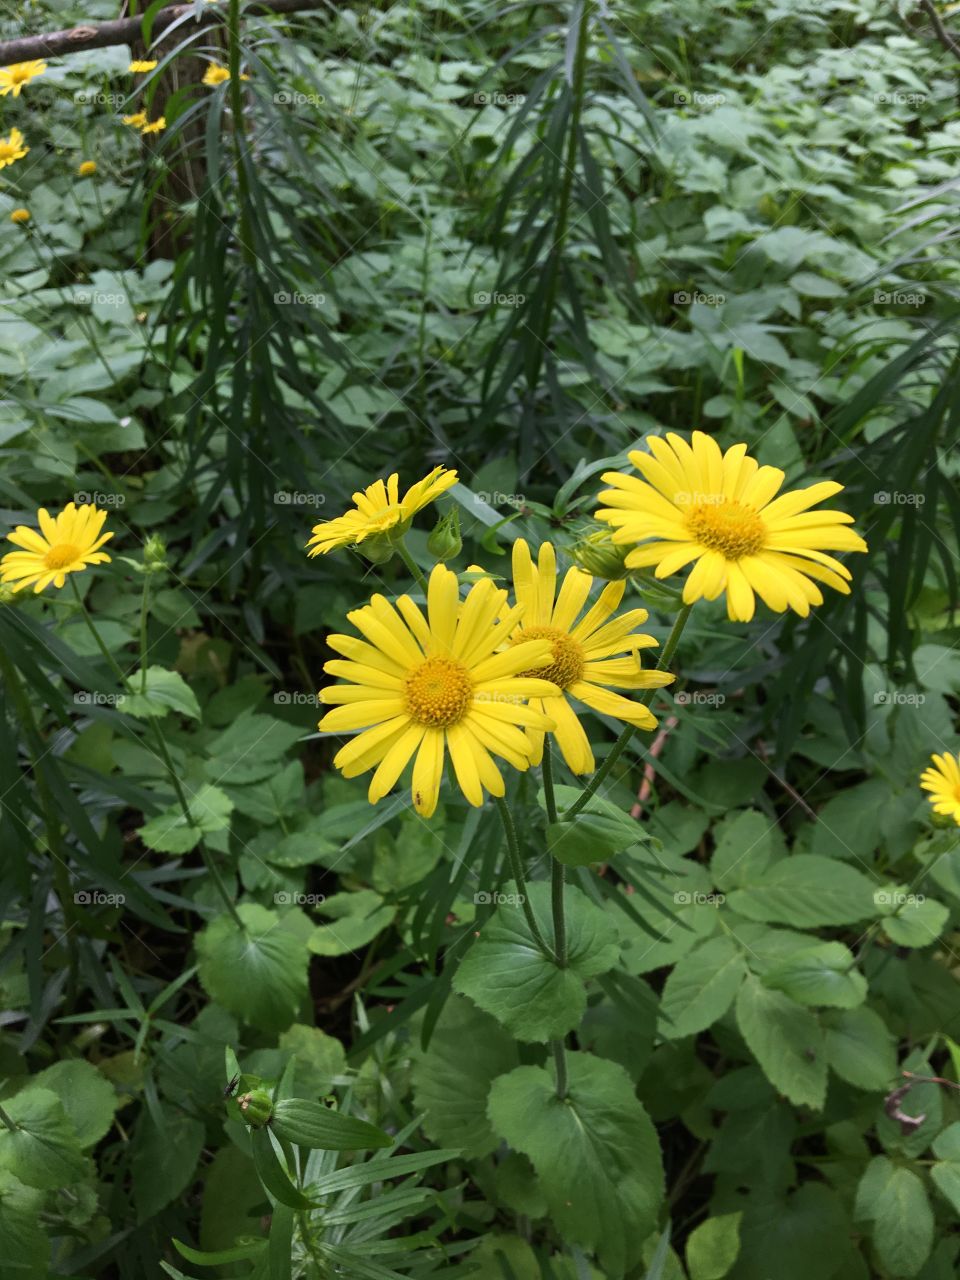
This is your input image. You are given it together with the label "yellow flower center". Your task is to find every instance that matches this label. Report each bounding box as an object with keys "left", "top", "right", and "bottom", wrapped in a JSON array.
[
  {"left": 513, "top": 625, "right": 584, "bottom": 689},
  {"left": 404, "top": 656, "right": 473, "bottom": 727},
  {"left": 685, "top": 500, "right": 766, "bottom": 560},
  {"left": 44, "top": 543, "right": 80, "bottom": 570},
  {"left": 0, "top": 143, "right": 15, "bottom": 160}
]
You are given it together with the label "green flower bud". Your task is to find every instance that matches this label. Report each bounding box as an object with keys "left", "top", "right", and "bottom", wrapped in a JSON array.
[
  {"left": 143, "top": 534, "right": 167, "bottom": 569},
  {"left": 0, "top": 584, "right": 19, "bottom": 606},
  {"left": 359, "top": 532, "right": 398, "bottom": 565},
  {"left": 426, "top": 508, "right": 461, "bottom": 562},
  {"left": 237, "top": 1088, "right": 274, "bottom": 1128},
  {"left": 571, "top": 528, "right": 629, "bottom": 581}
]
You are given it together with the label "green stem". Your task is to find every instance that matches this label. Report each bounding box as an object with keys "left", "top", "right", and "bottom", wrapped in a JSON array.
[
  {"left": 565, "top": 602, "right": 693, "bottom": 818},
  {"left": 543, "top": 737, "right": 570, "bottom": 1097},
  {"left": 396, "top": 539, "right": 428, "bottom": 594},
  {"left": 69, "top": 581, "right": 243, "bottom": 929},
  {"left": 494, "top": 795, "right": 552, "bottom": 958},
  {"left": 138, "top": 573, "right": 151, "bottom": 693},
  {"left": 552, "top": 1039, "right": 568, "bottom": 1100},
  {"left": 0, "top": 1104, "right": 17, "bottom": 1133}
]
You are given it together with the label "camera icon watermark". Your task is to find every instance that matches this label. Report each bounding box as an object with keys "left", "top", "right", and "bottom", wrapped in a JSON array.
[
  {"left": 873, "top": 289, "right": 925, "bottom": 307},
  {"left": 672, "top": 289, "right": 725, "bottom": 306},
  {"left": 73, "top": 490, "right": 126, "bottom": 508},
  {"left": 874, "top": 889, "right": 925, "bottom": 907},
  {"left": 273, "top": 691, "right": 320, "bottom": 706},
  {"left": 274, "top": 891, "right": 326, "bottom": 906},
  {"left": 474, "top": 890, "right": 526, "bottom": 906},
  {"left": 673, "top": 890, "right": 726, "bottom": 906},
  {"left": 274, "top": 91, "right": 325, "bottom": 106},
  {"left": 76, "top": 91, "right": 125, "bottom": 106},
  {"left": 873, "top": 491, "right": 925, "bottom": 506},
  {"left": 74, "top": 690, "right": 123, "bottom": 707},
  {"left": 273, "top": 290, "right": 326, "bottom": 306},
  {"left": 473, "top": 290, "right": 526, "bottom": 308},
  {"left": 674, "top": 90, "right": 725, "bottom": 107},
  {"left": 874, "top": 91, "right": 925, "bottom": 107},
  {"left": 474, "top": 91, "right": 526, "bottom": 106},
  {"left": 74, "top": 889, "right": 126, "bottom": 906},
  {"left": 273, "top": 490, "right": 326, "bottom": 506},
  {"left": 675, "top": 690, "right": 726, "bottom": 708},
  {"left": 873, "top": 690, "right": 925, "bottom": 706},
  {"left": 475, "top": 490, "right": 525, "bottom": 509}
]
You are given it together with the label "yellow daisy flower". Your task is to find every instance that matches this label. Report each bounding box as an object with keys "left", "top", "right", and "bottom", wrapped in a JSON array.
[
  {"left": 504, "top": 540, "right": 674, "bottom": 774},
  {"left": 77, "top": 160, "right": 97, "bottom": 177},
  {"left": 306, "top": 466, "right": 458, "bottom": 556},
  {"left": 140, "top": 117, "right": 166, "bottom": 135},
  {"left": 0, "top": 128, "right": 28, "bottom": 170},
  {"left": 128, "top": 60, "right": 158, "bottom": 72},
  {"left": 1, "top": 503, "right": 114, "bottom": 594},
  {"left": 920, "top": 753, "right": 960, "bottom": 826},
  {"left": 595, "top": 431, "right": 867, "bottom": 623},
  {"left": 318, "top": 563, "right": 560, "bottom": 816},
  {"left": 0, "top": 60, "right": 46, "bottom": 98},
  {"left": 122, "top": 111, "right": 147, "bottom": 128},
  {"left": 202, "top": 64, "right": 231, "bottom": 86},
  {"left": 10, "top": 208, "right": 29, "bottom": 224}
]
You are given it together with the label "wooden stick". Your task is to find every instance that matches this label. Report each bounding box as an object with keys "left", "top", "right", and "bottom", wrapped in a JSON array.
[{"left": 0, "top": 0, "right": 325, "bottom": 64}]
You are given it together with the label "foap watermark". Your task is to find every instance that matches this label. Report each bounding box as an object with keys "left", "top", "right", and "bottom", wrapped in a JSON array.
[
  {"left": 874, "top": 889, "right": 925, "bottom": 908},
  {"left": 74, "top": 490, "right": 126, "bottom": 508},
  {"left": 674, "top": 90, "right": 726, "bottom": 107},
  {"left": 75, "top": 691, "right": 123, "bottom": 707},
  {"left": 672, "top": 289, "right": 725, "bottom": 306},
  {"left": 674, "top": 491, "right": 726, "bottom": 507},
  {"left": 76, "top": 90, "right": 126, "bottom": 107},
  {"left": 674, "top": 890, "right": 726, "bottom": 906},
  {"left": 874, "top": 289, "right": 926, "bottom": 307},
  {"left": 873, "top": 690, "right": 925, "bottom": 707},
  {"left": 873, "top": 491, "right": 925, "bottom": 506},
  {"left": 274, "top": 290, "right": 326, "bottom": 306},
  {"left": 474, "top": 90, "right": 526, "bottom": 106},
  {"left": 273, "top": 490, "right": 325, "bottom": 507},
  {"left": 874, "top": 91, "right": 925, "bottom": 107},
  {"left": 274, "top": 891, "right": 326, "bottom": 906},
  {"left": 474, "top": 690, "right": 523, "bottom": 707},
  {"left": 274, "top": 91, "right": 325, "bottom": 106},
  {"left": 474, "top": 890, "right": 526, "bottom": 906},
  {"left": 476, "top": 490, "right": 525, "bottom": 508},
  {"left": 71, "top": 289, "right": 129, "bottom": 308},
  {"left": 675, "top": 690, "right": 726, "bottom": 708},
  {"left": 474, "top": 290, "right": 526, "bottom": 308},
  {"left": 74, "top": 889, "right": 125, "bottom": 906},
  {"left": 273, "top": 691, "right": 320, "bottom": 707}
]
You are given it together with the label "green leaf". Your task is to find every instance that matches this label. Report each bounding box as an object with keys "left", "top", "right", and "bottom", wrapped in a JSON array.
[
  {"left": 138, "top": 784, "right": 234, "bottom": 855},
  {"left": 726, "top": 856, "right": 876, "bottom": 927},
  {"left": 824, "top": 1006, "right": 897, "bottom": 1090},
  {"left": 658, "top": 935, "right": 747, "bottom": 1039},
  {"left": 545, "top": 786, "right": 647, "bottom": 866},
  {"left": 120, "top": 667, "right": 201, "bottom": 720},
  {"left": 411, "top": 995, "right": 520, "bottom": 1158},
  {"left": 204, "top": 713, "right": 304, "bottom": 784},
  {"left": 874, "top": 887, "right": 950, "bottom": 947},
  {"left": 0, "top": 1170, "right": 48, "bottom": 1275},
  {"left": 307, "top": 890, "right": 394, "bottom": 957},
  {"left": 132, "top": 1110, "right": 206, "bottom": 1223},
  {"left": 710, "top": 809, "right": 784, "bottom": 890},
  {"left": 277, "top": 1025, "right": 346, "bottom": 1095},
  {"left": 452, "top": 882, "right": 619, "bottom": 1042},
  {"left": 0, "top": 1089, "right": 88, "bottom": 1190},
  {"left": 249, "top": 1127, "right": 314, "bottom": 1209},
  {"left": 735, "top": 976, "right": 826, "bottom": 1109},
  {"left": 856, "top": 1157, "right": 933, "bottom": 1278},
  {"left": 372, "top": 809, "right": 446, "bottom": 892},
  {"left": 487, "top": 1054, "right": 663, "bottom": 1276},
  {"left": 32, "top": 1060, "right": 117, "bottom": 1148},
  {"left": 685, "top": 1212, "right": 742, "bottom": 1280},
  {"left": 931, "top": 1123, "right": 960, "bottom": 1214},
  {"left": 196, "top": 904, "right": 309, "bottom": 1034},
  {"left": 761, "top": 942, "right": 867, "bottom": 1008},
  {"left": 270, "top": 1099, "right": 390, "bottom": 1150}
]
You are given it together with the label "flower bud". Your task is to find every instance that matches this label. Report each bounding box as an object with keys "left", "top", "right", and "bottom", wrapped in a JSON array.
[
  {"left": 359, "top": 532, "right": 397, "bottom": 565},
  {"left": 237, "top": 1088, "right": 273, "bottom": 1128},
  {"left": 143, "top": 534, "right": 167, "bottom": 572},
  {"left": 571, "top": 528, "right": 629, "bottom": 581},
  {"left": 426, "top": 508, "right": 461, "bottom": 562}
]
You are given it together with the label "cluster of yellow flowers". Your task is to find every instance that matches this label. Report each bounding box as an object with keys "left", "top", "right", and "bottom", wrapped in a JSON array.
[
  {"left": 0, "top": 59, "right": 44, "bottom": 174},
  {"left": 3, "top": 435, "right": 951, "bottom": 830}
]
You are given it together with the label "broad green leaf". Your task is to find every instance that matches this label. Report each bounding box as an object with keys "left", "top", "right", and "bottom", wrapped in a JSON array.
[
  {"left": 0, "top": 1170, "right": 47, "bottom": 1274},
  {"left": 249, "top": 1128, "right": 313, "bottom": 1209},
  {"left": 856, "top": 1157, "right": 933, "bottom": 1278},
  {"left": 372, "top": 810, "right": 446, "bottom": 892},
  {"left": 546, "top": 786, "right": 647, "bottom": 866},
  {"left": 138, "top": 784, "right": 234, "bottom": 854},
  {"left": 132, "top": 1110, "right": 206, "bottom": 1223},
  {"left": 120, "top": 667, "right": 201, "bottom": 720},
  {"left": 726, "top": 856, "right": 876, "bottom": 927},
  {"left": 761, "top": 942, "right": 866, "bottom": 1008},
  {"left": 931, "top": 1123, "right": 960, "bottom": 1214},
  {"left": 33, "top": 1059, "right": 117, "bottom": 1148},
  {"left": 307, "top": 890, "right": 394, "bottom": 957},
  {"left": 277, "top": 1025, "right": 346, "bottom": 1095},
  {"left": 685, "top": 1212, "right": 742, "bottom": 1280},
  {"left": 659, "top": 935, "right": 747, "bottom": 1039},
  {"left": 0, "top": 1089, "right": 88, "bottom": 1190},
  {"left": 270, "top": 1099, "right": 390, "bottom": 1150},
  {"left": 710, "top": 809, "right": 784, "bottom": 890},
  {"left": 453, "top": 882, "right": 619, "bottom": 1042},
  {"left": 204, "top": 713, "right": 304, "bottom": 784},
  {"left": 488, "top": 1054, "right": 663, "bottom": 1276},
  {"left": 735, "top": 976, "right": 826, "bottom": 1109},
  {"left": 411, "top": 995, "right": 519, "bottom": 1157},
  {"left": 196, "top": 904, "right": 309, "bottom": 1034},
  {"left": 873, "top": 887, "right": 950, "bottom": 948},
  {"left": 823, "top": 1006, "right": 897, "bottom": 1091}
]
